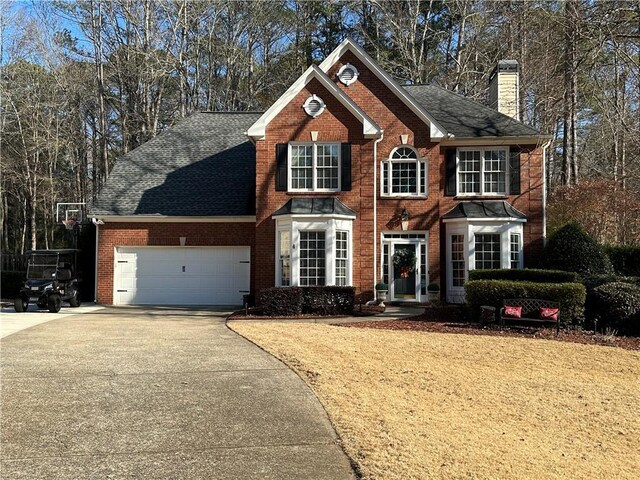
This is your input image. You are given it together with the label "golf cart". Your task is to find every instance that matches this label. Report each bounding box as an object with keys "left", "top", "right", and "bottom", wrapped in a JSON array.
[{"left": 14, "top": 249, "right": 81, "bottom": 313}]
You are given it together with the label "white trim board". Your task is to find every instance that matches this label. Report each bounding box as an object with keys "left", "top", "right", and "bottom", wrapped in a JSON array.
[
  {"left": 319, "top": 38, "right": 447, "bottom": 140},
  {"left": 247, "top": 64, "right": 381, "bottom": 140},
  {"left": 93, "top": 216, "right": 257, "bottom": 223}
]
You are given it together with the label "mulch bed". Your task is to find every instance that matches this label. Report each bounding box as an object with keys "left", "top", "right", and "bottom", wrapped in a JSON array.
[{"left": 340, "top": 313, "right": 640, "bottom": 351}]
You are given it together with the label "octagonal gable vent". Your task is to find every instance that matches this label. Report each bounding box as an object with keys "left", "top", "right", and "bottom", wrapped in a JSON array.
[
  {"left": 337, "top": 63, "right": 359, "bottom": 86},
  {"left": 303, "top": 94, "right": 325, "bottom": 118}
]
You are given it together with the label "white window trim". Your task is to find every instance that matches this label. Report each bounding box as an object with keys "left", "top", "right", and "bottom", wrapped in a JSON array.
[
  {"left": 275, "top": 216, "right": 352, "bottom": 287},
  {"left": 456, "top": 147, "right": 509, "bottom": 196},
  {"left": 380, "top": 145, "right": 428, "bottom": 198},
  {"left": 302, "top": 94, "right": 326, "bottom": 117},
  {"left": 445, "top": 220, "right": 524, "bottom": 303},
  {"left": 288, "top": 142, "right": 341, "bottom": 193}
]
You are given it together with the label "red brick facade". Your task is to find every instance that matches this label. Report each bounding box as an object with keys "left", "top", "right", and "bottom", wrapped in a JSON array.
[
  {"left": 254, "top": 50, "right": 544, "bottom": 301},
  {"left": 96, "top": 45, "right": 544, "bottom": 305}
]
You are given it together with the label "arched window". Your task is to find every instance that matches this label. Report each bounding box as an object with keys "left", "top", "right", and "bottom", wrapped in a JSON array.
[{"left": 382, "top": 146, "right": 427, "bottom": 196}]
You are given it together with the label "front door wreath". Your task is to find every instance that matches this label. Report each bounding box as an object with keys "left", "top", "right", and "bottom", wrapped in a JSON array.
[{"left": 392, "top": 248, "right": 417, "bottom": 278}]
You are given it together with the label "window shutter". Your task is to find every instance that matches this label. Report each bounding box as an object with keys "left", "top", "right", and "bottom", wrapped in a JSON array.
[
  {"left": 509, "top": 147, "right": 521, "bottom": 195},
  {"left": 275, "top": 143, "right": 288, "bottom": 191},
  {"left": 445, "top": 149, "right": 456, "bottom": 196},
  {"left": 341, "top": 143, "right": 352, "bottom": 191}
]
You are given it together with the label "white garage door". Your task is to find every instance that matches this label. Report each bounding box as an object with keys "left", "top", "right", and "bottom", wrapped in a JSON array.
[{"left": 114, "top": 247, "right": 250, "bottom": 305}]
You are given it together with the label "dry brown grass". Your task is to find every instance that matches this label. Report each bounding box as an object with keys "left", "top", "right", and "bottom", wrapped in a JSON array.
[{"left": 229, "top": 322, "right": 640, "bottom": 480}]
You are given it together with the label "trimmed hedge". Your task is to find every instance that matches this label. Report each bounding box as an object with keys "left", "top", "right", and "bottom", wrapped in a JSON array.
[
  {"left": 604, "top": 245, "right": 640, "bottom": 276},
  {"left": 582, "top": 274, "right": 640, "bottom": 293},
  {"left": 258, "top": 286, "right": 355, "bottom": 316},
  {"left": 464, "top": 280, "right": 586, "bottom": 326},
  {"left": 468, "top": 268, "right": 580, "bottom": 283},
  {"left": 589, "top": 282, "right": 640, "bottom": 334},
  {"left": 543, "top": 223, "right": 613, "bottom": 275},
  {"left": 1, "top": 271, "right": 26, "bottom": 299}
]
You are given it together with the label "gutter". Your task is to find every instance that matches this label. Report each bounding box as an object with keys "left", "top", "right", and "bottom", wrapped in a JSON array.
[{"left": 371, "top": 132, "right": 384, "bottom": 300}]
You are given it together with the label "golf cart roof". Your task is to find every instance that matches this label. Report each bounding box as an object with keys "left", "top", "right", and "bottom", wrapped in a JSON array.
[{"left": 25, "top": 249, "right": 79, "bottom": 255}]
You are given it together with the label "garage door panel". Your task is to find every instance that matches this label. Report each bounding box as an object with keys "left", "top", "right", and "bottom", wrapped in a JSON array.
[{"left": 114, "top": 247, "right": 250, "bottom": 305}]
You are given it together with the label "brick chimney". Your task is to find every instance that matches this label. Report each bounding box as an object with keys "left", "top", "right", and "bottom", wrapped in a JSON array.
[{"left": 488, "top": 60, "right": 519, "bottom": 121}]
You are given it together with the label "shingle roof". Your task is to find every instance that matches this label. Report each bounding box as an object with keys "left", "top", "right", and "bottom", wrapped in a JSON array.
[
  {"left": 442, "top": 201, "right": 527, "bottom": 220},
  {"left": 92, "top": 112, "right": 262, "bottom": 217},
  {"left": 404, "top": 84, "right": 541, "bottom": 138},
  {"left": 272, "top": 198, "right": 356, "bottom": 217}
]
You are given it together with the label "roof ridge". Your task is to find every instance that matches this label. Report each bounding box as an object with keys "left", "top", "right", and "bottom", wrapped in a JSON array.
[{"left": 198, "top": 111, "right": 265, "bottom": 114}]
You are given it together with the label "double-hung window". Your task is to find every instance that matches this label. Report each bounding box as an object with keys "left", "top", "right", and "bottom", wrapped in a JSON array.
[
  {"left": 289, "top": 143, "right": 340, "bottom": 192},
  {"left": 458, "top": 148, "right": 508, "bottom": 195},
  {"left": 382, "top": 146, "right": 427, "bottom": 196}
]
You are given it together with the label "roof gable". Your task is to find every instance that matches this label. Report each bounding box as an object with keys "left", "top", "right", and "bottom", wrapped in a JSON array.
[
  {"left": 247, "top": 64, "right": 381, "bottom": 140},
  {"left": 319, "top": 38, "right": 448, "bottom": 139}
]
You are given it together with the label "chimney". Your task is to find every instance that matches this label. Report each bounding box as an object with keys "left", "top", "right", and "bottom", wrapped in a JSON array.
[{"left": 488, "top": 60, "right": 519, "bottom": 120}]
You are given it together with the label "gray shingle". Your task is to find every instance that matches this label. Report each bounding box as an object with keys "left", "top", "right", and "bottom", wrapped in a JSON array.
[
  {"left": 272, "top": 198, "right": 356, "bottom": 217},
  {"left": 404, "top": 85, "right": 541, "bottom": 138},
  {"left": 443, "top": 201, "right": 527, "bottom": 220},
  {"left": 92, "top": 112, "right": 262, "bottom": 217}
]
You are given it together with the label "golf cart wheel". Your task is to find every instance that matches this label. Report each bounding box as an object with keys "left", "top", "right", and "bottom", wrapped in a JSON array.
[
  {"left": 47, "top": 294, "right": 62, "bottom": 313},
  {"left": 69, "top": 290, "right": 81, "bottom": 307},
  {"left": 14, "top": 296, "right": 28, "bottom": 312}
]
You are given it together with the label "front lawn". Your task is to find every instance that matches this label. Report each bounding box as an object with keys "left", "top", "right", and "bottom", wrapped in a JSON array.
[{"left": 229, "top": 322, "right": 640, "bottom": 480}]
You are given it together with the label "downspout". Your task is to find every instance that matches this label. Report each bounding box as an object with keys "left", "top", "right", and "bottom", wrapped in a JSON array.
[
  {"left": 541, "top": 139, "right": 552, "bottom": 245},
  {"left": 91, "top": 218, "right": 103, "bottom": 303},
  {"left": 371, "top": 131, "right": 384, "bottom": 300}
]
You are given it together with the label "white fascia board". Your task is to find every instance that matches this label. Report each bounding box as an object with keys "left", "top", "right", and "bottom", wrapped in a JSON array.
[
  {"left": 247, "top": 64, "right": 381, "bottom": 140},
  {"left": 443, "top": 217, "right": 527, "bottom": 224},
  {"left": 319, "top": 38, "right": 448, "bottom": 139},
  {"left": 94, "top": 215, "right": 256, "bottom": 223},
  {"left": 439, "top": 135, "right": 553, "bottom": 147},
  {"left": 271, "top": 213, "right": 357, "bottom": 221}
]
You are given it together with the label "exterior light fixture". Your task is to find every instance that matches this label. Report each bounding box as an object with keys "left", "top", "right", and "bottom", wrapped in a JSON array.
[{"left": 401, "top": 208, "right": 410, "bottom": 231}]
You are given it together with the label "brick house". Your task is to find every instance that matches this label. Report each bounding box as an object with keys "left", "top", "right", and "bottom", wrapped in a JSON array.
[{"left": 92, "top": 38, "right": 551, "bottom": 306}]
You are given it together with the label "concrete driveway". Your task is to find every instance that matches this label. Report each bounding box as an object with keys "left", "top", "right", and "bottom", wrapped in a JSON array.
[{"left": 0, "top": 307, "right": 355, "bottom": 479}]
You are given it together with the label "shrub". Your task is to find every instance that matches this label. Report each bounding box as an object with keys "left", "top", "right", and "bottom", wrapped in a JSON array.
[
  {"left": 258, "top": 286, "right": 355, "bottom": 316},
  {"left": 589, "top": 282, "right": 640, "bottom": 334},
  {"left": 582, "top": 274, "right": 640, "bottom": 293},
  {"left": 468, "top": 268, "right": 579, "bottom": 283},
  {"left": 603, "top": 245, "right": 640, "bottom": 276},
  {"left": 543, "top": 223, "right": 613, "bottom": 276},
  {"left": 464, "top": 280, "right": 586, "bottom": 326},
  {"left": 1, "top": 271, "right": 26, "bottom": 299},
  {"left": 257, "top": 287, "right": 304, "bottom": 316},
  {"left": 301, "top": 286, "right": 355, "bottom": 315}
]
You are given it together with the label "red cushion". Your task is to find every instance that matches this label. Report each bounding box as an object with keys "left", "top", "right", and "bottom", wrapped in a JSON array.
[
  {"left": 540, "top": 307, "right": 559, "bottom": 321},
  {"left": 503, "top": 305, "right": 522, "bottom": 318}
]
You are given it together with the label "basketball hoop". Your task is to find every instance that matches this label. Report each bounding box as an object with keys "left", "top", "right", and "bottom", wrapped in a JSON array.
[{"left": 62, "top": 219, "right": 77, "bottom": 231}]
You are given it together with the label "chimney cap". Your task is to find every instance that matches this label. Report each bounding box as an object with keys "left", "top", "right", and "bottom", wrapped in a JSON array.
[{"left": 489, "top": 60, "right": 519, "bottom": 81}]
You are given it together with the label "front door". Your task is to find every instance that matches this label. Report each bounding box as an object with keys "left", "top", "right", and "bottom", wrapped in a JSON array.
[{"left": 391, "top": 243, "right": 419, "bottom": 301}]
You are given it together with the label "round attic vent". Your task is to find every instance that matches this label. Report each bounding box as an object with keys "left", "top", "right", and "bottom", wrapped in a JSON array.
[
  {"left": 303, "top": 94, "right": 325, "bottom": 118},
  {"left": 337, "top": 63, "right": 359, "bottom": 86}
]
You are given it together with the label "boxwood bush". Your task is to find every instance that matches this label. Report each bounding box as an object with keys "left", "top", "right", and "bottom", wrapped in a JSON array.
[
  {"left": 258, "top": 286, "right": 355, "bottom": 316},
  {"left": 589, "top": 282, "right": 640, "bottom": 334},
  {"left": 468, "top": 268, "right": 579, "bottom": 283},
  {"left": 464, "top": 280, "right": 586, "bottom": 326},
  {"left": 604, "top": 245, "right": 640, "bottom": 276},
  {"left": 1, "top": 271, "right": 26, "bottom": 299},
  {"left": 543, "top": 223, "right": 613, "bottom": 275}
]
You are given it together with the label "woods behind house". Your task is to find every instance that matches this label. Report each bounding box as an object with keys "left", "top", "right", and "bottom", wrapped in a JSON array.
[{"left": 1, "top": 0, "right": 638, "bottom": 254}]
